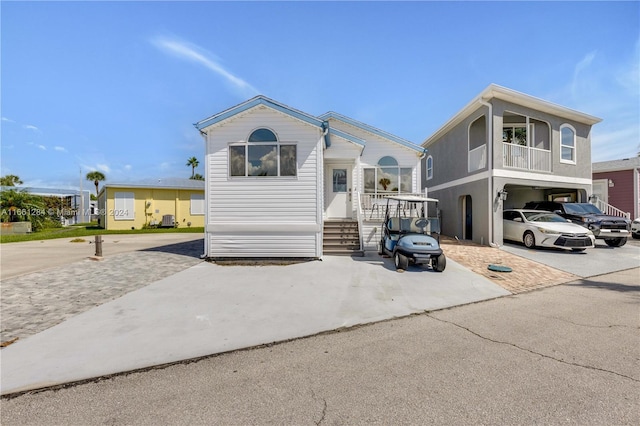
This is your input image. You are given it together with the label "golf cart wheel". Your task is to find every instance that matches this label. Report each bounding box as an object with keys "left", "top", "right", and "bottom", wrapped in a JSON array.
[
  {"left": 394, "top": 251, "right": 409, "bottom": 270},
  {"left": 605, "top": 238, "right": 627, "bottom": 247},
  {"left": 523, "top": 231, "right": 536, "bottom": 249},
  {"left": 378, "top": 239, "right": 384, "bottom": 255},
  {"left": 431, "top": 253, "right": 446, "bottom": 272}
]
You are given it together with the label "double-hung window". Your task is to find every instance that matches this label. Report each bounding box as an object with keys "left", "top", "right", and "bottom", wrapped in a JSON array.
[
  {"left": 229, "top": 128, "right": 297, "bottom": 177},
  {"left": 560, "top": 124, "right": 576, "bottom": 164}
]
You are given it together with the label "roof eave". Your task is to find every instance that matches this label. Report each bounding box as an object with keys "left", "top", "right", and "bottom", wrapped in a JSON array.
[
  {"left": 321, "top": 111, "right": 426, "bottom": 155},
  {"left": 195, "top": 96, "right": 324, "bottom": 131},
  {"left": 422, "top": 84, "right": 602, "bottom": 147}
]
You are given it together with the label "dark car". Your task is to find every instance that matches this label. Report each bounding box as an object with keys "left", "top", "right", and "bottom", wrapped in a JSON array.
[{"left": 522, "top": 201, "right": 631, "bottom": 247}]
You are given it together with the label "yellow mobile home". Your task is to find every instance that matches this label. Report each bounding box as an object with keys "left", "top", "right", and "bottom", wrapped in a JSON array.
[{"left": 98, "top": 178, "right": 205, "bottom": 230}]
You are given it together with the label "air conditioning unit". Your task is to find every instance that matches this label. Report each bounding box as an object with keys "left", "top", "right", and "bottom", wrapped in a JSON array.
[{"left": 161, "top": 214, "right": 175, "bottom": 228}]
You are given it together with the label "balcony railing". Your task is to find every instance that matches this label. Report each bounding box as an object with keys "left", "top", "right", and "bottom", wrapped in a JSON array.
[
  {"left": 503, "top": 143, "right": 551, "bottom": 172},
  {"left": 468, "top": 144, "right": 487, "bottom": 172}
]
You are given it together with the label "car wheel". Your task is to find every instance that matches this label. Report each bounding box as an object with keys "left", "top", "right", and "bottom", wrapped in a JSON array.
[
  {"left": 632, "top": 233, "right": 640, "bottom": 240},
  {"left": 431, "top": 254, "right": 446, "bottom": 272},
  {"left": 605, "top": 238, "right": 627, "bottom": 247},
  {"left": 394, "top": 251, "right": 409, "bottom": 270},
  {"left": 523, "top": 231, "right": 536, "bottom": 249}
]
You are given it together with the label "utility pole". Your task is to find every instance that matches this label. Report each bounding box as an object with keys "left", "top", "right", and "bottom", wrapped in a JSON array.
[{"left": 79, "top": 167, "right": 84, "bottom": 223}]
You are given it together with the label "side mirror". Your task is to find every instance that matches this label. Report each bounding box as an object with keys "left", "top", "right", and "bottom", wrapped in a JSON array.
[{"left": 513, "top": 217, "right": 523, "bottom": 222}]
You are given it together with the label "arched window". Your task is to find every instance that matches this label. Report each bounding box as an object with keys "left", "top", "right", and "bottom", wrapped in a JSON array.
[
  {"left": 560, "top": 124, "right": 576, "bottom": 164},
  {"left": 229, "top": 128, "right": 297, "bottom": 177},
  {"left": 363, "top": 156, "right": 413, "bottom": 194},
  {"left": 426, "top": 156, "right": 433, "bottom": 180}
]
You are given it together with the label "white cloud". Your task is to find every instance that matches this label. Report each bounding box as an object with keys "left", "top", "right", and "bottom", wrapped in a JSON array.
[
  {"left": 37, "top": 144, "right": 46, "bottom": 150},
  {"left": 151, "top": 36, "right": 259, "bottom": 95},
  {"left": 571, "top": 51, "right": 597, "bottom": 98},
  {"left": 96, "top": 164, "right": 111, "bottom": 173},
  {"left": 23, "top": 124, "right": 40, "bottom": 132},
  {"left": 124, "top": 164, "right": 132, "bottom": 171},
  {"left": 2, "top": 117, "right": 15, "bottom": 123},
  {"left": 54, "top": 146, "right": 67, "bottom": 152}
]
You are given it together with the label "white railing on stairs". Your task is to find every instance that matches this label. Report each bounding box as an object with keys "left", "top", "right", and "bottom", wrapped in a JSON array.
[
  {"left": 592, "top": 198, "right": 631, "bottom": 219},
  {"left": 356, "top": 191, "right": 364, "bottom": 253}
]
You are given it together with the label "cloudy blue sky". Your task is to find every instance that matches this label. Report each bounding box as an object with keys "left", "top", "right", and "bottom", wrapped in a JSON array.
[{"left": 2, "top": 1, "right": 638, "bottom": 189}]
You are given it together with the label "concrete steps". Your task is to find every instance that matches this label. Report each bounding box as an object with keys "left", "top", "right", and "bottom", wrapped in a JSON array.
[{"left": 323, "top": 220, "right": 362, "bottom": 256}]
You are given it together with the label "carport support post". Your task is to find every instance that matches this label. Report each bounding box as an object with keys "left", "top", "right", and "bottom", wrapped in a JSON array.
[{"left": 94, "top": 235, "right": 103, "bottom": 257}]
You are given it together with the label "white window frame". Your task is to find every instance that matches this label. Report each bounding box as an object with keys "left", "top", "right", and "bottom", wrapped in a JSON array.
[
  {"left": 426, "top": 155, "right": 433, "bottom": 180},
  {"left": 502, "top": 123, "right": 535, "bottom": 146},
  {"left": 363, "top": 156, "right": 413, "bottom": 195},
  {"left": 560, "top": 124, "right": 577, "bottom": 164},
  {"left": 228, "top": 127, "right": 297, "bottom": 178},
  {"left": 190, "top": 193, "right": 205, "bottom": 215},
  {"left": 113, "top": 192, "right": 134, "bottom": 221}
]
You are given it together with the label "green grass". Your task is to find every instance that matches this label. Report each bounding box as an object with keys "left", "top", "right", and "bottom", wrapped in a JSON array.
[{"left": 0, "top": 226, "right": 204, "bottom": 243}]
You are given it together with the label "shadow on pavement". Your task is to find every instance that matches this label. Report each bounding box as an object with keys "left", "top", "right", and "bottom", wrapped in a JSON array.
[
  {"left": 141, "top": 239, "right": 204, "bottom": 259},
  {"left": 566, "top": 276, "right": 640, "bottom": 293}
]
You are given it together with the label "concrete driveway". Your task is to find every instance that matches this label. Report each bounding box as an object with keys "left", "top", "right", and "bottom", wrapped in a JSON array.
[
  {"left": 0, "top": 233, "right": 204, "bottom": 280},
  {"left": 0, "top": 251, "right": 509, "bottom": 395},
  {"left": 501, "top": 238, "right": 640, "bottom": 277}
]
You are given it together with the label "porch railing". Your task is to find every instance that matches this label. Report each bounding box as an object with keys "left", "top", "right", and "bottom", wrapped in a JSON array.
[
  {"left": 592, "top": 198, "right": 631, "bottom": 219},
  {"left": 503, "top": 143, "right": 551, "bottom": 172},
  {"left": 360, "top": 192, "right": 425, "bottom": 221},
  {"left": 468, "top": 144, "right": 487, "bottom": 172}
]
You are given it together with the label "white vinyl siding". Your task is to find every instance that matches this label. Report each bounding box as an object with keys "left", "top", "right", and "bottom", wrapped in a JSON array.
[
  {"left": 190, "top": 193, "right": 205, "bottom": 215},
  {"left": 204, "top": 106, "right": 322, "bottom": 258},
  {"left": 113, "top": 192, "right": 134, "bottom": 220},
  {"left": 325, "top": 118, "right": 421, "bottom": 195}
]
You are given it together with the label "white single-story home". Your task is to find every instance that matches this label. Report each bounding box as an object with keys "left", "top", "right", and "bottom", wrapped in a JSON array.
[{"left": 195, "top": 96, "right": 427, "bottom": 259}]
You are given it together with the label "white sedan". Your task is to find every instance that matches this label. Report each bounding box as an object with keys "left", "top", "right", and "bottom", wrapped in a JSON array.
[
  {"left": 632, "top": 218, "right": 640, "bottom": 239},
  {"left": 503, "top": 209, "right": 595, "bottom": 251}
]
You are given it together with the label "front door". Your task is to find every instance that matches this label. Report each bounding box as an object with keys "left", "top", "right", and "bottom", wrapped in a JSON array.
[{"left": 326, "top": 165, "right": 352, "bottom": 218}]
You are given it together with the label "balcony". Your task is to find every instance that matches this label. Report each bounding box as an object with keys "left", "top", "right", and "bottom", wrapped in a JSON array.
[
  {"left": 503, "top": 143, "right": 551, "bottom": 172},
  {"left": 468, "top": 144, "right": 487, "bottom": 172}
]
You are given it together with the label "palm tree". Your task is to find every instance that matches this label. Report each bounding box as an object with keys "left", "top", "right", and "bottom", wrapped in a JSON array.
[
  {"left": 86, "top": 171, "right": 106, "bottom": 198},
  {"left": 191, "top": 173, "right": 204, "bottom": 181},
  {"left": 186, "top": 157, "right": 199, "bottom": 178},
  {"left": 0, "top": 174, "right": 23, "bottom": 186}
]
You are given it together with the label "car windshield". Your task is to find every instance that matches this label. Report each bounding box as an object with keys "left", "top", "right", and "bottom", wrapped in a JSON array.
[
  {"left": 563, "top": 203, "right": 603, "bottom": 215},
  {"left": 523, "top": 212, "right": 567, "bottom": 223}
]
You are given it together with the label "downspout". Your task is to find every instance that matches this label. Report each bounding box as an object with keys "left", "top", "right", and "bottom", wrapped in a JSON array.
[
  {"left": 479, "top": 99, "right": 494, "bottom": 246},
  {"left": 320, "top": 124, "right": 329, "bottom": 258}
]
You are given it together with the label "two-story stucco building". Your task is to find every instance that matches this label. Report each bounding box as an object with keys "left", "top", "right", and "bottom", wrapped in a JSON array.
[{"left": 421, "top": 84, "right": 601, "bottom": 247}]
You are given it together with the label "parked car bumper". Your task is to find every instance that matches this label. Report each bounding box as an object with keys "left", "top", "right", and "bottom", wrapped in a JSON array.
[
  {"left": 395, "top": 248, "right": 443, "bottom": 264},
  {"left": 590, "top": 228, "right": 631, "bottom": 239}
]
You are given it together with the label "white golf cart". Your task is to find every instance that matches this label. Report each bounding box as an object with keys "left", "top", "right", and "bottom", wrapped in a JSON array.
[{"left": 378, "top": 195, "right": 446, "bottom": 272}]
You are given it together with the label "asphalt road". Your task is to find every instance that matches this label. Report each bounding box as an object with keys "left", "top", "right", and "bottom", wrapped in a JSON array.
[{"left": 2, "top": 268, "right": 638, "bottom": 425}]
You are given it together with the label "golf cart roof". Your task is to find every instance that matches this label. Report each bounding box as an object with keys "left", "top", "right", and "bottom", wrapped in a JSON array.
[{"left": 385, "top": 195, "right": 439, "bottom": 203}]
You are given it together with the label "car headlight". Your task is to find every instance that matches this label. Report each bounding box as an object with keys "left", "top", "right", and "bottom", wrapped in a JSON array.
[{"left": 535, "top": 227, "right": 556, "bottom": 234}]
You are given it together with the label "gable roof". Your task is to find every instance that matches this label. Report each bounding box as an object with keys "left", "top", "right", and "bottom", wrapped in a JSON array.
[
  {"left": 319, "top": 111, "right": 426, "bottom": 155},
  {"left": 194, "top": 95, "right": 325, "bottom": 131},
  {"left": 592, "top": 157, "right": 640, "bottom": 172},
  {"left": 423, "top": 84, "right": 602, "bottom": 147}
]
